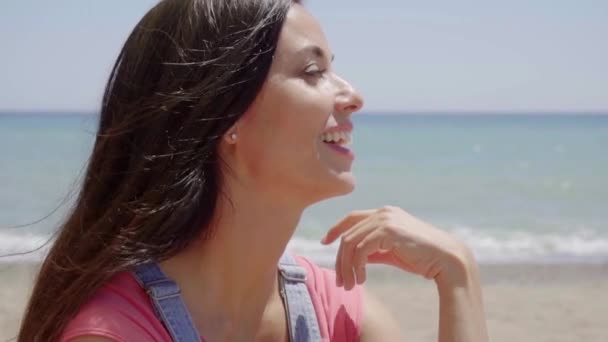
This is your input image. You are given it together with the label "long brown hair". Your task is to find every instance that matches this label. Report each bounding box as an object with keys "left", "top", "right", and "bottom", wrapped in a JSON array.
[{"left": 18, "top": 0, "right": 298, "bottom": 340}]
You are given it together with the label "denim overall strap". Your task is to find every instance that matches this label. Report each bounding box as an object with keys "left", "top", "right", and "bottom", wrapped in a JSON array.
[
  {"left": 278, "top": 253, "right": 322, "bottom": 342},
  {"left": 133, "top": 263, "right": 201, "bottom": 342}
]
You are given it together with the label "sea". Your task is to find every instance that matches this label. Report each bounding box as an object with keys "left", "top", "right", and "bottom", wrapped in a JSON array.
[{"left": 1, "top": 112, "right": 607, "bottom": 265}]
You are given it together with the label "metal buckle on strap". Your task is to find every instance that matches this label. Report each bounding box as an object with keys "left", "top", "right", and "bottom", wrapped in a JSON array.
[
  {"left": 147, "top": 289, "right": 182, "bottom": 300},
  {"left": 279, "top": 268, "right": 307, "bottom": 283},
  {"left": 145, "top": 279, "right": 182, "bottom": 299}
]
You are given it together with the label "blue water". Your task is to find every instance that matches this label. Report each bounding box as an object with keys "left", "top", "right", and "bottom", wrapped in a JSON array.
[{"left": 1, "top": 113, "right": 607, "bottom": 264}]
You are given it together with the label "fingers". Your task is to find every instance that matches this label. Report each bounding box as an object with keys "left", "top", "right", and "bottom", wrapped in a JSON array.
[
  {"left": 340, "top": 232, "right": 364, "bottom": 290},
  {"left": 335, "top": 234, "right": 345, "bottom": 287},
  {"left": 353, "top": 263, "right": 367, "bottom": 285},
  {"left": 349, "top": 232, "right": 389, "bottom": 287},
  {"left": 335, "top": 216, "right": 372, "bottom": 289},
  {"left": 321, "top": 209, "right": 375, "bottom": 245},
  {"left": 351, "top": 230, "right": 385, "bottom": 286},
  {"left": 328, "top": 206, "right": 450, "bottom": 284},
  {"left": 338, "top": 221, "right": 382, "bottom": 290}
]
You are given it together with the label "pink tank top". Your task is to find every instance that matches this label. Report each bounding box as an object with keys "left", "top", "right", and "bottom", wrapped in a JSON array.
[{"left": 60, "top": 256, "right": 363, "bottom": 341}]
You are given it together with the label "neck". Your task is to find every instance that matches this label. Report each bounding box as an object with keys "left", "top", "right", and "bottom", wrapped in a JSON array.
[{"left": 160, "top": 184, "right": 305, "bottom": 339}]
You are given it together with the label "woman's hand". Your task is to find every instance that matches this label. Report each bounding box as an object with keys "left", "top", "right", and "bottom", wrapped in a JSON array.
[
  {"left": 323, "top": 206, "right": 490, "bottom": 341},
  {"left": 321, "top": 206, "right": 476, "bottom": 290}
]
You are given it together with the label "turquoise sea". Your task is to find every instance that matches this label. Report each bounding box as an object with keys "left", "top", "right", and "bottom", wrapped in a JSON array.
[{"left": 1, "top": 112, "right": 607, "bottom": 264}]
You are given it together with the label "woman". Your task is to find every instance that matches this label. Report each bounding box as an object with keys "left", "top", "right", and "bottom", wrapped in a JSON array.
[{"left": 18, "top": 0, "right": 488, "bottom": 341}]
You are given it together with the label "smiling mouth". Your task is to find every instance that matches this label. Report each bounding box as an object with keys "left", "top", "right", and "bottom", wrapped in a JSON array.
[
  {"left": 320, "top": 130, "right": 352, "bottom": 146},
  {"left": 320, "top": 128, "right": 355, "bottom": 159}
]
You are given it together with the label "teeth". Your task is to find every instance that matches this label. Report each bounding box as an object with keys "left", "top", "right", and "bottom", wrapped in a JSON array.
[{"left": 321, "top": 131, "right": 352, "bottom": 145}]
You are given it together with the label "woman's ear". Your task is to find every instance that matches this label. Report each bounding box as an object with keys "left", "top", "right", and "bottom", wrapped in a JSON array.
[{"left": 224, "top": 124, "right": 239, "bottom": 144}]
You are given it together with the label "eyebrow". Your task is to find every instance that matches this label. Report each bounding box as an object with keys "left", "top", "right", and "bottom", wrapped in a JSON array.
[{"left": 298, "top": 45, "right": 335, "bottom": 63}]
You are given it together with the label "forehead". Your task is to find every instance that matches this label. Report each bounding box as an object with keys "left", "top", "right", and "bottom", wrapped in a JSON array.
[{"left": 274, "top": 4, "right": 331, "bottom": 62}]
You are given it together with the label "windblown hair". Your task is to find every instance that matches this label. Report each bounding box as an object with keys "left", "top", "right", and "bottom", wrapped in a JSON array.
[{"left": 18, "top": 0, "right": 298, "bottom": 340}]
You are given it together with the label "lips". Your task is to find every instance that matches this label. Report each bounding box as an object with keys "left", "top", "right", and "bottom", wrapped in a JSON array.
[
  {"left": 320, "top": 122, "right": 353, "bottom": 146},
  {"left": 320, "top": 122, "right": 355, "bottom": 159},
  {"left": 320, "top": 130, "right": 352, "bottom": 145}
]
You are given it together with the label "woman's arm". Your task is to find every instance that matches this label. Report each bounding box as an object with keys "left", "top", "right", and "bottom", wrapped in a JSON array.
[
  {"left": 359, "top": 256, "right": 488, "bottom": 342},
  {"left": 323, "top": 206, "right": 489, "bottom": 342},
  {"left": 435, "top": 249, "right": 489, "bottom": 342},
  {"left": 359, "top": 287, "right": 403, "bottom": 341}
]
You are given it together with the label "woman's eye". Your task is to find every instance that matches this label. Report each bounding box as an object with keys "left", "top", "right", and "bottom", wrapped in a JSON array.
[{"left": 304, "top": 65, "right": 326, "bottom": 77}]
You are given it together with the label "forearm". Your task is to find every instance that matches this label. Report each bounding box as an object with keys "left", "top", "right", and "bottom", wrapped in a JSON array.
[{"left": 435, "top": 252, "right": 489, "bottom": 342}]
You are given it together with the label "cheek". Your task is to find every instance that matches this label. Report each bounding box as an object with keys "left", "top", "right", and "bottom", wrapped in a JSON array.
[
  {"left": 237, "top": 120, "right": 322, "bottom": 187},
  {"left": 246, "top": 123, "right": 314, "bottom": 162},
  {"left": 237, "top": 78, "right": 332, "bottom": 177},
  {"left": 236, "top": 115, "right": 293, "bottom": 178},
  {"left": 244, "top": 92, "right": 325, "bottom": 156}
]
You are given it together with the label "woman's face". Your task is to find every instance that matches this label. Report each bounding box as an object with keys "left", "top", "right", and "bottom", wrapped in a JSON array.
[{"left": 226, "top": 3, "right": 364, "bottom": 205}]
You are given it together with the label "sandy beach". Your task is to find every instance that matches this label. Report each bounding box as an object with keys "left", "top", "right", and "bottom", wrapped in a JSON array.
[
  {"left": 366, "top": 264, "right": 608, "bottom": 342},
  {"left": 1, "top": 262, "right": 607, "bottom": 341}
]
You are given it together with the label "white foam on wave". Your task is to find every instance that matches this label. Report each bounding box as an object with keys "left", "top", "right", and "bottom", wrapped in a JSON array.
[
  {"left": 286, "top": 237, "right": 338, "bottom": 267},
  {"left": 287, "top": 230, "right": 608, "bottom": 266},
  {"left": 450, "top": 227, "right": 608, "bottom": 264},
  {"left": 0, "top": 231, "right": 53, "bottom": 263},
  {"left": 2, "top": 228, "right": 607, "bottom": 265}
]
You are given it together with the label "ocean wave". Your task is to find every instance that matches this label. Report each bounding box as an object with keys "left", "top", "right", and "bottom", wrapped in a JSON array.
[
  {"left": 0, "top": 231, "right": 53, "bottom": 263},
  {"left": 450, "top": 227, "right": 608, "bottom": 264},
  {"left": 2, "top": 229, "right": 607, "bottom": 265}
]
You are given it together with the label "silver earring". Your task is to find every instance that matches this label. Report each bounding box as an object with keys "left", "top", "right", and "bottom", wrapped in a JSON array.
[{"left": 230, "top": 133, "right": 237, "bottom": 141}]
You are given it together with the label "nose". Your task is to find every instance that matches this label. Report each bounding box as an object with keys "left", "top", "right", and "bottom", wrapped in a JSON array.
[{"left": 334, "top": 75, "right": 364, "bottom": 115}]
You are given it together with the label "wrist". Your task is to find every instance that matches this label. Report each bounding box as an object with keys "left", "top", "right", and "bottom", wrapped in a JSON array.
[{"left": 434, "top": 244, "right": 480, "bottom": 290}]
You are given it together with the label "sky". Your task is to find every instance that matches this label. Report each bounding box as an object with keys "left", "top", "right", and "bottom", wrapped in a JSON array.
[{"left": 0, "top": 0, "right": 607, "bottom": 113}]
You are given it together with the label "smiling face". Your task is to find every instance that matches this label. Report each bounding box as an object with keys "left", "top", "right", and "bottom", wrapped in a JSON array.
[{"left": 222, "top": 3, "right": 364, "bottom": 206}]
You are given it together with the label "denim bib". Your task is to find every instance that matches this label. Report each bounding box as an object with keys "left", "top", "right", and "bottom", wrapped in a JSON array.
[{"left": 132, "top": 252, "right": 321, "bottom": 342}]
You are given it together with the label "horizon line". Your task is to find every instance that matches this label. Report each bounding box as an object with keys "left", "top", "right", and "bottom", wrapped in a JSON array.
[{"left": 2, "top": 110, "right": 608, "bottom": 116}]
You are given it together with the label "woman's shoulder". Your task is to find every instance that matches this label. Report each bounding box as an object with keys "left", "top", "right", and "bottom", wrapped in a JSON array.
[
  {"left": 293, "top": 255, "right": 364, "bottom": 341},
  {"left": 61, "top": 257, "right": 363, "bottom": 341},
  {"left": 60, "top": 272, "right": 171, "bottom": 342}
]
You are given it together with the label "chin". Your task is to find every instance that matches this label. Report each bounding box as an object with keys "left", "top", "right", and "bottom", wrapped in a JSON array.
[
  {"left": 316, "top": 171, "right": 356, "bottom": 200},
  {"left": 335, "top": 172, "right": 356, "bottom": 193}
]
